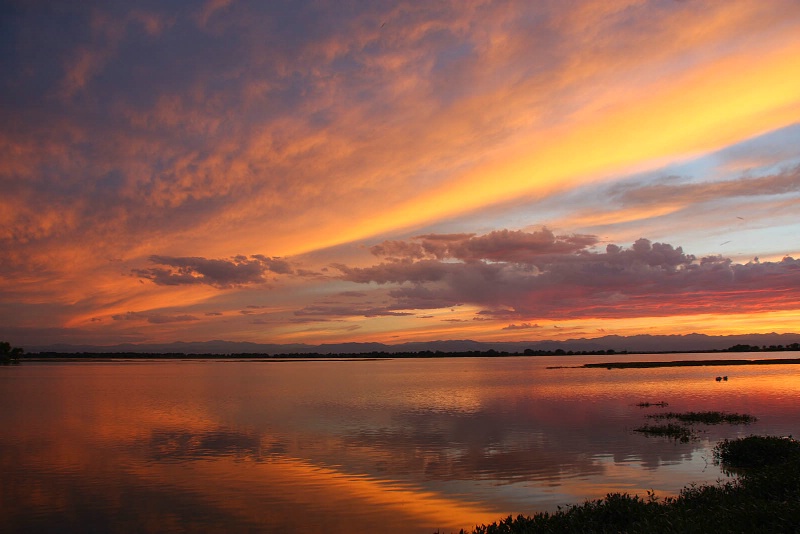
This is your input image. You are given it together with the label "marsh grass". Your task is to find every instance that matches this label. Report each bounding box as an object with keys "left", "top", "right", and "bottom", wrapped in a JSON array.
[
  {"left": 633, "top": 423, "right": 696, "bottom": 443},
  {"left": 458, "top": 436, "right": 800, "bottom": 533},
  {"left": 633, "top": 411, "right": 756, "bottom": 443},
  {"left": 714, "top": 435, "right": 800, "bottom": 469},
  {"left": 635, "top": 401, "right": 669, "bottom": 408},
  {"left": 648, "top": 411, "right": 757, "bottom": 425}
]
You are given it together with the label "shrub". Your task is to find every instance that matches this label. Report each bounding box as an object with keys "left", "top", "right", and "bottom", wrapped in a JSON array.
[{"left": 461, "top": 435, "right": 800, "bottom": 534}]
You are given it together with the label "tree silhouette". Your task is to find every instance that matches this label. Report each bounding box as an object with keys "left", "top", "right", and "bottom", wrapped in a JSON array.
[{"left": 1, "top": 341, "right": 24, "bottom": 364}]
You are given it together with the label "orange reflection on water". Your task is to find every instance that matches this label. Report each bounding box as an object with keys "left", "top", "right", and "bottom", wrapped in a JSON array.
[
  {"left": 127, "top": 454, "right": 501, "bottom": 533},
  {"left": 4, "top": 357, "right": 800, "bottom": 533}
]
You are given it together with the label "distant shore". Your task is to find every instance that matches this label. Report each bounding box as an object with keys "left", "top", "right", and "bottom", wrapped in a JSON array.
[
  {"left": 582, "top": 357, "right": 800, "bottom": 369},
  {"left": 8, "top": 341, "right": 800, "bottom": 363},
  {"left": 14, "top": 347, "right": 800, "bottom": 364},
  {"left": 17, "top": 357, "right": 387, "bottom": 363}
]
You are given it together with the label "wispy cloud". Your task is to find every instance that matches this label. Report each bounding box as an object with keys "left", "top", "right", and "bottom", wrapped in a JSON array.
[
  {"left": 111, "top": 311, "right": 199, "bottom": 324},
  {"left": 369, "top": 228, "right": 596, "bottom": 263},
  {"left": 609, "top": 165, "right": 800, "bottom": 208},
  {"left": 133, "top": 255, "right": 292, "bottom": 288},
  {"left": 1, "top": 1, "right": 799, "bottom": 346},
  {"left": 503, "top": 323, "right": 540, "bottom": 331}
]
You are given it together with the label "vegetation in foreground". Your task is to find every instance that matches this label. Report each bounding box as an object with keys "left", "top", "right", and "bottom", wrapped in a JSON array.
[{"left": 454, "top": 436, "right": 800, "bottom": 534}]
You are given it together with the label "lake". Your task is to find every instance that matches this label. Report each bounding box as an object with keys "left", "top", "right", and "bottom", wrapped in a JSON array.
[{"left": 2, "top": 353, "right": 799, "bottom": 533}]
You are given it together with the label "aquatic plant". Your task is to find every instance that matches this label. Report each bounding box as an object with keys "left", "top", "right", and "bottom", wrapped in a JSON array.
[
  {"left": 633, "top": 411, "right": 756, "bottom": 443},
  {"left": 633, "top": 423, "right": 695, "bottom": 443},
  {"left": 714, "top": 435, "right": 800, "bottom": 469},
  {"left": 635, "top": 401, "right": 669, "bottom": 408},
  {"left": 460, "top": 435, "right": 800, "bottom": 534},
  {"left": 647, "top": 411, "right": 757, "bottom": 425}
]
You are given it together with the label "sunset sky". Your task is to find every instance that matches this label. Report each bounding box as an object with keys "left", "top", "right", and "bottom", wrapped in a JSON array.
[{"left": 2, "top": 0, "right": 800, "bottom": 349}]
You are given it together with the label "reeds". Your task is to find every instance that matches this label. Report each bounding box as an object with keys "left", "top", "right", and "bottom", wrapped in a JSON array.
[
  {"left": 633, "top": 410, "right": 756, "bottom": 442},
  {"left": 462, "top": 435, "right": 800, "bottom": 533}
]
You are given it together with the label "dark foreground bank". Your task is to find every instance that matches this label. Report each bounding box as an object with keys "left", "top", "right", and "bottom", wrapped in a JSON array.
[{"left": 457, "top": 436, "right": 800, "bottom": 534}]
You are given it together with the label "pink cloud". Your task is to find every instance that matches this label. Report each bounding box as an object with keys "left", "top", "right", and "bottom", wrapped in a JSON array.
[
  {"left": 370, "top": 228, "right": 596, "bottom": 262},
  {"left": 335, "top": 231, "right": 800, "bottom": 321},
  {"left": 294, "top": 304, "right": 414, "bottom": 319},
  {"left": 111, "top": 311, "right": 199, "bottom": 324},
  {"left": 503, "top": 323, "right": 541, "bottom": 330},
  {"left": 134, "top": 254, "right": 293, "bottom": 288},
  {"left": 2, "top": 2, "right": 800, "bottom": 346}
]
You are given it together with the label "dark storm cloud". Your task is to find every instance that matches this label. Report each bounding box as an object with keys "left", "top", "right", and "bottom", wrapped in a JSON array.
[{"left": 134, "top": 254, "right": 292, "bottom": 288}]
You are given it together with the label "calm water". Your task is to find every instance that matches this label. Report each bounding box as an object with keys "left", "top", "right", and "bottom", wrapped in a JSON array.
[{"left": 2, "top": 353, "right": 799, "bottom": 533}]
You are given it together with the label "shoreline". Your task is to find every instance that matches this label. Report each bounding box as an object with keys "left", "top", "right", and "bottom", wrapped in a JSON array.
[
  {"left": 582, "top": 357, "right": 800, "bottom": 369},
  {"left": 11, "top": 352, "right": 800, "bottom": 364}
]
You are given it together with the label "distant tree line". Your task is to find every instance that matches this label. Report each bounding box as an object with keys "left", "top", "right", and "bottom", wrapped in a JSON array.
[
  {"left": 27, "top": 348, "right": 627, "bottom": 359},
  {"left": 22, "top": 348, "right": 626, "bottom": 359},
  {"left": 726, "top": 343, "right": 800, "bottom": 352},
  {"left": 1, "top": 342, "right": 24, "bottom": 364},
  {"left": 19, "top": 342, "right": 800, "bottom": 360}
]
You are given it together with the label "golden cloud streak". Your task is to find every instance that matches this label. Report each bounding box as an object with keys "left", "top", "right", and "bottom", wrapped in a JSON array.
[{"left": 269, "top": 40, "right": 800, "bottom": 257}]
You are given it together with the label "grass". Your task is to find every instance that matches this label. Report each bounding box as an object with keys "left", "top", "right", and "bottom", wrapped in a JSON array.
[
  {"left": 456, "top": 435, "right": 800, "bottom": 533},
  {"left": 647, "top": 411, "right": 757, "bottom": 425},
  {"left": 714, "top": 435, "right": 799, "bottom": 470},
  {"left": 635, "top": 401, "right": 669, "bottom": 408},
  {"left": 632, "top": 410, "right": 756, "bottom": 442},
  {"left": 633, "top": 423, "right": 695, "bottom": 443}
]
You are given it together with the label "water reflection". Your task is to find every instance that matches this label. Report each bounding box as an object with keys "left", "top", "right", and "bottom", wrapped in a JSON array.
[
  {"left": 1, "top": 354, "right": 799, "bottom": 533},
  {"left": 147, "top": 428, "right": 264, "bottom": 460}
]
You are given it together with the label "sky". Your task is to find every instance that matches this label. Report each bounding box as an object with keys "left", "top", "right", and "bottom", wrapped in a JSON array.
[{"left": 2, "top": 0, "right": 800, "bottom": 349}]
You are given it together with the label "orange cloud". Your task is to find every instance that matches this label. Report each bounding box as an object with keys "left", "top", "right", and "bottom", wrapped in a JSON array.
[{"left": 2, "top": 2, "right": 800, "bottom": 346}]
